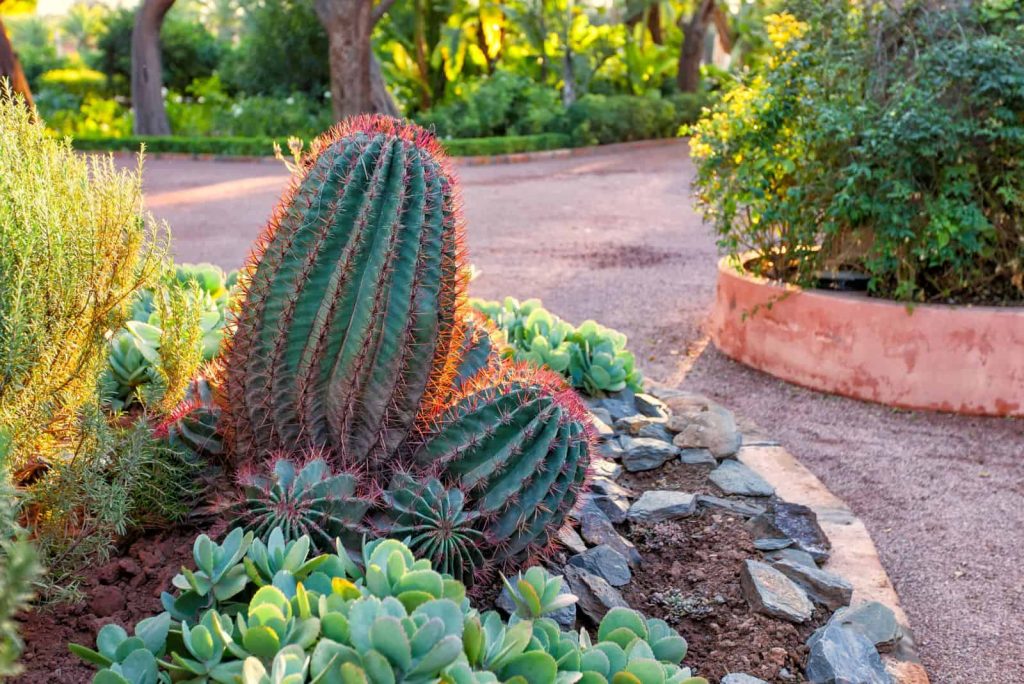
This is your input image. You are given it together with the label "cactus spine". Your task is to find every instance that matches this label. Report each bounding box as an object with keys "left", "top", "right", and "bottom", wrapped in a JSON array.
[{"left": 222, "top": 116, "right": 467, "bottom": 467}]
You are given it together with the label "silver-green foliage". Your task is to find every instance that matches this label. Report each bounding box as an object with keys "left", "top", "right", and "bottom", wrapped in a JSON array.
[
  {"left": 73, "top": 529, "right": 706, "bottom": 684},
  {"left": 471, "top": 298, "right": 643, "bottom": 396}
]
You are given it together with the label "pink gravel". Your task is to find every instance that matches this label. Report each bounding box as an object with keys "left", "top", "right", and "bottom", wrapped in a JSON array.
[{"left": 140, "top": 141, "right": 1024, "bottom": 684}]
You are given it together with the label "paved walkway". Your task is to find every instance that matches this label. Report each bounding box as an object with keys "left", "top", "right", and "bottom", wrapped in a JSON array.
[{"left": 139, "top": 142, "right": 1023, "bottom": 683}]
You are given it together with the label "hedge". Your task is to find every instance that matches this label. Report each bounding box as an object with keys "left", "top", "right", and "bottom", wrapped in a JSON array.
[{"left": 70, "top": 132, "right": 574, "bottom": 159}]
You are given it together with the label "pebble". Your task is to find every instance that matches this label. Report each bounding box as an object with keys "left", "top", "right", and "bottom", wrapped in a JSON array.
[
  {"left": 567, "top": 545, "right": 632, "bottom": 587},
  {"left": 709, "top": 460, "right": 776, "bottom": 497},
  {"left": 627, "top": 490, "right": 698, "bottom": 522},
  {"left": 740, "top": 560, "right": 814, "bottom": 624},
  {"left": 620, "top": 436, "right": 679, "bottom": 472}
]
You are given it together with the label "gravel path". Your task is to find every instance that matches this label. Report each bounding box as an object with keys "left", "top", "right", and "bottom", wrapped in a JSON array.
[{"left": 140, "top": 142, "right": 1023, "bottom": 683}]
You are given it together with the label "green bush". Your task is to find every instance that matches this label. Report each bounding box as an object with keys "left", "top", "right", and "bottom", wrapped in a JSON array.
[
  {"left": 567, "top": 94, "right": 678, "bottom": 146},
  {"left": 73, "top": 529, "right": 706, "bottom": 684},
  {"left": 416, "top": 71, "right": 566, "bottom": 139},
  {"left": 472, "top": 297, "right": 643, "bottom": 396},
  {"left": 38, "top": 66, "right": 107, "bottom": 98},
  {"left": 691, "top": 2, "right": 1024, "bottom": 304}
]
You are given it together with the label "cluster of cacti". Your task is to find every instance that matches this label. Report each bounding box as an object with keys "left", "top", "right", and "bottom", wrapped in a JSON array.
[
  {"left": 102, "top": 264, "right": 237, "bottom": 411},
  {"left": 216, "top": 116, "right": 594, "bottom": 585},
  {"left": 471, "top": 297, "right": 643, "bottom": 396},
  {"left": 73, "top": 529, "right": 706, "bottom": 684}
]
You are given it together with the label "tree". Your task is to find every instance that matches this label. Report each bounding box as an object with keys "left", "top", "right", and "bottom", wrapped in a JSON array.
[
  {"left": 0, "top": 16, "right": 33, "bottom": 109},
  {"left": 131, "top": 0, "right": 175, "bottom": 135},
  {"left": 676, "top": 0, "right": 731, "bottom": 92},
  {"left": 314, "top": 0, "right": 398, "bottom": 118}
]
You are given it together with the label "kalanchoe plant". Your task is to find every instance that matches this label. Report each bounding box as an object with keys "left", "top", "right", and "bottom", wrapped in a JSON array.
[
  {"left": 231, "top": 455, "right": 370, "bottom": 551},
  {"left": 73, "top": 528, "right": 707, "bottom": 684},
  {"left": 153, "top": 374, "right": 224, "bottom": 457},
  {"left": 501, "top": 566, "right": 577, "bottom": 620}
]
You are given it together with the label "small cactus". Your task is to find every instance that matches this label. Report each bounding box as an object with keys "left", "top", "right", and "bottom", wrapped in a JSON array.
[{"left": 153, "top": 374, "right": 223, "bottom": 456}]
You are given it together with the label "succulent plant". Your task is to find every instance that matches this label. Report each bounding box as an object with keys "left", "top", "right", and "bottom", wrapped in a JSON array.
[
  {"left": 410, "top": 363, "right": 593, "bottom": 575},
  {"left": 221, "top": 115, "right": 468, "bottom": 468},
  {"left": 470, "top": 297, "right": 643, "bottom": 396},
  {"left": 232, "top": 456, "right": 370, "bottom": 551},
  {"left": 451, "top": 310, "right": 503, "bottom": 390},
  {"left": 380, "top": 474, "right": 486, "bottom": 585},
  {"left": 161, "top": 527, "right": 253, "bottom": 622},
  {"left": 77, "top": 529, "right": 705, "bottom": 684},
  {"left": 153, "top": 374, "right": 224, "bottom": 456},
  {"left": 101, "top": 329, "right": 161, "bottom": 411},
  {"left": 501, "top": 566, "right": 577, "bottom": 620}
]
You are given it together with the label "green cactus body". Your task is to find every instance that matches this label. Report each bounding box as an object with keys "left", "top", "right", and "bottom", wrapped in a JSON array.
[
  {"left": 411, "top": 364, "right": 593, "bottom": 573},
  {"left": 451, "top": 310, "right": 502, "bottom": 389},
  {"left": 154, "top": 374, "right": 224, "bottom": 456},
  {"left": 223, "top": 116, "right": 466, "bottom": 467}
]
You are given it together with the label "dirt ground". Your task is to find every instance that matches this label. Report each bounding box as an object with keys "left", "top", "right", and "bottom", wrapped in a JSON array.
[{"left": 137, "top": 142, "right": 1024, "bottom": 683}]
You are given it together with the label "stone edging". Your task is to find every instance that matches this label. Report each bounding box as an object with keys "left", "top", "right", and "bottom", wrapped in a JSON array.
[
  {"left": 736, "top": 443, "right": 930, "bottom": 684},
  {"left": 94, "top": 138, "right": 678, "bottom": 166}
]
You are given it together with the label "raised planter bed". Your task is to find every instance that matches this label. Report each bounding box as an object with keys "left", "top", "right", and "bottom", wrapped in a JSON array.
[{"left": 709, "top": 257, "right": 1024, "bottom": 417}]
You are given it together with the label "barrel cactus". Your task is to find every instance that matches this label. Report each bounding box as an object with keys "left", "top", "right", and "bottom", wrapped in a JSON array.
[
  {"left": 409, "top": 363, "right": 594, "bottom": 578},
  {"left": 222, "top": 115, "right": 468, "bottom": 468}
]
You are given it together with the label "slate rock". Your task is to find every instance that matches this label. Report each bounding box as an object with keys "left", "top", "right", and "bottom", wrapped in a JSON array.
[
  {"left": 771, "top": 558, "right": 853, "bottom": 611},
  {"left": 722, "top": 675, "right": 769, "bottom": 684},
  {"left": 614, "top": 414, "right": 666, "bottom": 434},
  {"left": 830, "top": 602, "right": 903, "bottom": 653},
  {"left": 805, "top": 621, "right": 891, "bottom": 684},
  {"left": 584, "top": 487, "right": 631, "bottom": 524},
  {"left": 628, "top": 490, "right": 697, "bottom": 522},
  {"left": 620, "top": 437, "right": 679, "bottom": 472},
  {"left": 590, "top": 457, "right": 622, "bottom": 480},
  {"left": 577, "top": 505, "right": 642, "bottom": 567},
  {"left": 586, "top": 391, "right": 637, "bottom": 423},
  {"left": 679, "top": 448, "right": 717, "bottom": 466},
  {"left": 589, "top": 476, "right": 632, "bottom": 498},
  {"left": 590, "top": 411, "right": 616, "bottom": 439},
  {"left": 563, "top": 565, "right": 629, "bottom": 623},
  {"left": 697, "top": 494, "right": 766, "bottom": 518},
  {"left": 556, "top": 525, "right": 588, "bottom": 555},
  {"left": 709, "top": 460, "right": 775, "bottom": 497},
  {"left": 634, "top": 393, "right": 670, "bottom": 420},
  {"left": 740, "top": 560, "right": 814, "bottom": 624},
  {"left": 772, "top": 502, "right": 832, "bottom": 563},
  {"left": 496, "top": 580, "right": 577, "bottom": 629},
  {"left": 763, "top": 547, "right": 817, "bottom": 568},
  {"left": 590, "top": 407, "right": 614, "bottom": 427},
  {"left": 664, "top": 394, "right": 742, "bottom": 458},
  {"left": 568, "top": 545, "right": 632, "bottom": 587},
  {"left": 753, "top": 538, "right": 794, "bottom": 551},
  {"left": 598, "top": 438, "right": 625, "bottom": 461}
]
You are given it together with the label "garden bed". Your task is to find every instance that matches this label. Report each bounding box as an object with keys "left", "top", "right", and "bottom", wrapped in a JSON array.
[{"left": 709, "top": 257, "right": 1024, "bottom": 417}]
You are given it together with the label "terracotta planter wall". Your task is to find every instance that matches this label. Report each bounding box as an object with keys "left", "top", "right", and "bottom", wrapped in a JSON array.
[{"left": 709, "top": 258, "right": 1024, "bottom": 417}]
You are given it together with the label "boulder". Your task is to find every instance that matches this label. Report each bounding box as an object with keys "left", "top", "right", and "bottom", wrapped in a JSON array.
[
  {"left": 627, "top": 491, "right": 697, "bottom": 522},
  {"left": 620, "top": 436, "right": 679, "bottom": 472},
  {"left": 563, "top": 565, "right": 629, "bottom": 623},
  {"left": 805, "top": 622, "right": 891, "bottom": 684},
  {"left": 740, "top": 560, "right": 814, "bottom": 624},
  {"left": 709, "top": 460, "right": 775, "bottom": 497},
  {"left": 829, "top": 602, "right": 903, "bottom": 653},
  {"left": 771, "top": 558, "right": 853, "bottom": 611},
  {"left": 568, "top": 545, "right": 632, "bottom": 587}
]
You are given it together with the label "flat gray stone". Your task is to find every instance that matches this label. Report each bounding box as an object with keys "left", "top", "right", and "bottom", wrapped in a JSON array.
[
  {"left": 496, "top": 577, "right": 576, "bottom": 629},
  {"left": 590, "top": 457, "right": 622, "bottom": 480},
  {"left": 679, "top": 448, "right": 717, "bottom": 466},
  {"left": 589, "top": 476, "right": 632, "bottom": 499},
  {"left": 598, "top": 438, "right": 624, "bottom": 461},
  {"left": 665, "top": 394, "right": 742, "bottom": 458},
  {"left": 697, "top": 494, "right": 766, "bottom": 518},
  {"left": 589, "top": 411, "right": 616, "bottom": 439},
  {"left": 590, "top": 407, "right": 614, "bottom": 427},
  {"left": 772, "top": 502, "right": 832, "bottom": 563},
  {"left": 634, "top": 393, "right": 669, "bottom": 420},
  {"left": 563, "top": 565, "right": 629, "bottom": 623},
  {"left": 771, "top": 559, "right": 853, "bottom": 611},
  {"left": 753, "top": 538, "right": 794, "bottom": 551},
  {"left": 576, "top": 503, "right": 642, "bottom": 566},
  {"left": 584, "top": 487, "right": 631, "bottom": 525},
  {"left": 806, "top": 622, "right": 891, "bottom": 684},
  {"left": 586, "top": 392, "right": 637, "bottom": 423},
  {"left": 556, "top": 525, "right": 587, "bottom": 555},
  {"left": 628, "top": 490, "right": 697, "bottom": 522},
  {"left": 740, "top": 560, "right": 814, "bottom": 624},
  {"left": 763, "top": 547, "right": 817, "bottom": 568},
  {"left": 830, "top": 602, "right": 903, "bottom": 653},
  {"left": 722, "top": 675, "right": 768, "bottom": 684},
  {"left": 614, "top": 414, "right": 667, "bottom": 433},
  {"left": 620, "top": 437, "right": 679, "bottom": 472},
  {"left": 709, "top": 460, "right": 775, "bottom": 497},
  {"left": 567, "top": 545, "right": 632, "bottom": 587}
]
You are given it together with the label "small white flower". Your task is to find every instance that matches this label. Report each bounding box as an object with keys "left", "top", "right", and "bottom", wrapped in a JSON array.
[
  {"left": 286, "top": 96, "right": 295, "bottom": 105},
  {"left": 161, "top": 86, "right": 169, "bottom": 97},
  {"left": 198, "top": 96, "right": 206, "bottom": 104},
  {"left": 324, "top": 91, "right": 332, "bottom": 99},
  {"left": 231, "top": 104, "right": 243, "bottom": 117}
]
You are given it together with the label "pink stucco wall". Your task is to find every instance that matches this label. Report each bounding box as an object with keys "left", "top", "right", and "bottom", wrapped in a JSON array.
[{"left": 709, "top": 259, "right": 1024, "bottom": 417}]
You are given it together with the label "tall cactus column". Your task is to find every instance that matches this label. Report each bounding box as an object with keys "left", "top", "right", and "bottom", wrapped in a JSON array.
[{"left": 222, "top": 116, "right": 467, "bottom": 468}]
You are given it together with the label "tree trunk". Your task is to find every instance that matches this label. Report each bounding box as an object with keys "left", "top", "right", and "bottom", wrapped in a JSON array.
[
  {"left": 131, "top": 0, "right": 175, "bottom": 135},
  {"left": 316, "top": 0, "right": 398, "bottom": 119},
  {"left": 0, "top": 17, "right": 33, "bottom": 110},
  {"left": 676, "top": 0, "right": 715, "bottom": 93},
  {"left": 647, "top": 2, "right": 662, "bottom": 45}
]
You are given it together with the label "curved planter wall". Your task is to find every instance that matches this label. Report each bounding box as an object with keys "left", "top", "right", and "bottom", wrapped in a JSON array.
[{"left": 709, "top": 258, "right": 1024, "bottom": 417}]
